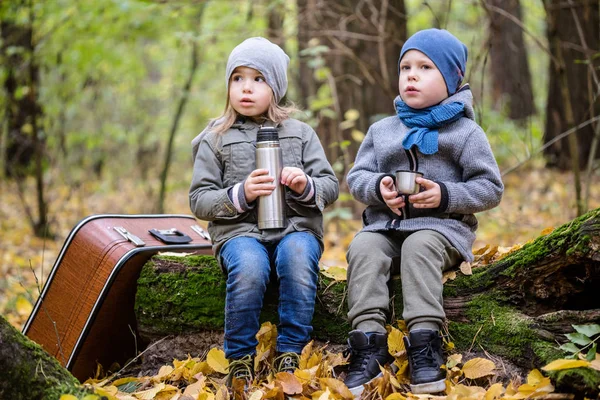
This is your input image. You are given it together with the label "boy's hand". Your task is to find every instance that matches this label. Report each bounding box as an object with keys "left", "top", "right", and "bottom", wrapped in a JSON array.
[
  {"left": 244, "top": 169, "right": 275, "bottom": 203},
  {"left": 380, "top": 176, "right": 405, "bottom": 216},
  {"left": 408, "top": 177, "right": 441, "bottom": 208},
  {"left": 281, "top": 167, "right": 307, "bottom": 194}
]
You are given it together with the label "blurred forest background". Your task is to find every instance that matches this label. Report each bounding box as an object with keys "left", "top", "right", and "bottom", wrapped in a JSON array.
[{"left": 0, "top": 0, "right": 599, "bottom": 329}]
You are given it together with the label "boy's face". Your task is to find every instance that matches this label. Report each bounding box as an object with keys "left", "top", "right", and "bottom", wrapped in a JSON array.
[
  {"left": 229, "top": 66, "right": 273, "bottom": 117},
  {"left": 398, "top": 50, "right": 449, "bottom": 109}
]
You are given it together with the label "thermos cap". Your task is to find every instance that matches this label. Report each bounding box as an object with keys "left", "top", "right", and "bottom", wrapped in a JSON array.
[{"left": 257, "top": 126, "right": 279, "bottom": 142}]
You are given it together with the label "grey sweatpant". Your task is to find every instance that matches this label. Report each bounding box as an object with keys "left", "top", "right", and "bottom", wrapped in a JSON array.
[{"left": 346, "top": 230, "right": 462, "bottom": 334}]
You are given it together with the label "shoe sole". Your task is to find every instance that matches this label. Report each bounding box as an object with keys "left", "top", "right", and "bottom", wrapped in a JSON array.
[{"left": 410, "top": 378, "right": 445, "bottom": 394}]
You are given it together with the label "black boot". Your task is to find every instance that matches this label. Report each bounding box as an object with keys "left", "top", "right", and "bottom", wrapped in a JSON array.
[
  {"left": 344, "top": 330, "right": 394, "bottom": 396},
  {"left": 403, "top": 329, "right": 446, "bottom": 394}
]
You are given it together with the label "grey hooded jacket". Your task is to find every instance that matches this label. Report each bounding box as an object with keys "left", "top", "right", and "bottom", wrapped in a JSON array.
[
  {"left": 347, "top": 88, "right": 503, "bottom": 262},
  {"left": 190, "top": 118, "right": 339, "bottom": 260}
]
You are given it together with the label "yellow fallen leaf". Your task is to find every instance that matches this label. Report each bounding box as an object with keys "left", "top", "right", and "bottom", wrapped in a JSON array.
[
  {"left": 446, "top": 354, "right": 462, "bottom": 369},
  {"left": 388, "top": 326, "right": 406, "bottom": 358},
  {"left": 215, "top": 385, "right": 229, "bottom": 400},
  {"left": 207, "top": 348, "right": 229, "bottom": 374},
  {"left": 59, "top": 396, "right": 79, "bottom": 400},
  {"left": 321, "top": 266, "right": 347, "bottom": 281},
  {"left": 462, "top": 357, "right": 496, "bottom": 379},
  {"left": 442, "top": 270, "right": 457, "bottom": 283},
  {"left": 540, "top": 227, "right": 555, "bottom": 236},
  {"left": 276, "top": 372, "right": 303, "bottom": 394},
  {"left": 317, "top": 387, "right": 332, "bottom": 400},
  {"left": 16, "top": 296, "right": 33, "bottom": 316},
  {"left": 112, "top": 377, "right": 139, "bottom": 387},
  {"left": 294, "top": 368, "right": 312, "bottom": 384},
  {"left": 153, "top": 365, "right": 174, "bottom": 382},
  {"left": 473, "top": 245, "right": 490, "bottom": 255},
  {"left": 319, "top": 378, "right": 353, "bottom": 399},
  {"left": 248, "top": 391, "right": 263, "bottom": 400},
  {"left": 134, "top": 383, "right": 166, "bottom": 399},
  {"left": 542, "top": 359, "right": 590, "bottom": 371},
  {"left": 198, "top": 392, "right": 216, "bottom": 400},
  {"left": 385, "top": 394, "right": 407, "bottom": 400},
  {"left": 526, "top": 369, "right": 544, "bottom": 385},
  {"left": 448, "top": 383, "right": 486, "bottom": 400},
  {"left": 484, "top": 382, "right": 504, "bottom": 399},
  {"left": 183, "top": 377, "right": 205, "bottom": 397},
  {"left": 459, "top": 261, "right": 472, "bottom": 275}
]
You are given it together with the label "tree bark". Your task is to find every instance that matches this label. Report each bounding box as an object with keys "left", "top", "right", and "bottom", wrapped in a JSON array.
[
  {"left": 136, "top": 208, "right": 600, "bottom": 396},
  {"left": 543, "top": 0, "right": 600, "bottom": 170},
  {"left": 487, "top": 0, "right": 535, "bottom": 120},
  {"left": 0, "top": 315, "right": 88, "bottom": 400}
]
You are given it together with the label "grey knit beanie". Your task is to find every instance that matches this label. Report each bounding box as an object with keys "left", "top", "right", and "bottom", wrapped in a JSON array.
[{"left": 225, "top": 37, "right": 290, "bottom": 103}]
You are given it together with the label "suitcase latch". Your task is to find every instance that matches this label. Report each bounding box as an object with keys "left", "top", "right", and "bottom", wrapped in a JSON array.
[
  {"left": 114, "top": 227, "right": 146, "bottom": 247},
  {"left": 191, "top": 225, "right": 211, "bottom": 241}
]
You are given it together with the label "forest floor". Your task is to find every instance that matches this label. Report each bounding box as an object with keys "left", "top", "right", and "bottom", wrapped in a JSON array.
[
  {"left": 1, "top": 167, "right": 600, "bottom": 330},
  {"left": 1, "top": 167, "right": 600, "bottom": 398}
]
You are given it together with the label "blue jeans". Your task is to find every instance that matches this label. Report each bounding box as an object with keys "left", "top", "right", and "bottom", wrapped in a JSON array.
[{"left": 220, "top": 231, "right": 322, "bottom": 359}]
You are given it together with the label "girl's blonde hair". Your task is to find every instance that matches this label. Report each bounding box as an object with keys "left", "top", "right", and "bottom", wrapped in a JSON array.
[{"left": 211, "top": 93, "right": 298, "bottom": 135}]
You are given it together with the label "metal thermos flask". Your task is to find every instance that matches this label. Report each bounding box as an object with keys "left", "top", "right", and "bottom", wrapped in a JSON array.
[{"left": 256, "top": 126, "right": 286, "bottom": 229}]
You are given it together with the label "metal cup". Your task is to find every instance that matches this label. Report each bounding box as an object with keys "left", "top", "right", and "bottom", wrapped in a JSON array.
[{"left": 395, "top": 170, "right": 423, "bottom": 195}]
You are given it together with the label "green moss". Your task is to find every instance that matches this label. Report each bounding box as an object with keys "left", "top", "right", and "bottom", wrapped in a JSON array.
[
  {"left": 135, "top": 255, "right": 227, "bottom": 335},
  {"left": 551, "top": 368, "right": 600, "bottom": 398},
  {"left": 448, "top": 294, "right": 565, "bottom": 365}
]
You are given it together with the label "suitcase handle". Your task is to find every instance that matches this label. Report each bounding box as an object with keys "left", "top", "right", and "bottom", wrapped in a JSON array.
[{"left": 149, "top": 228, "right": 193, "bottom": 244}]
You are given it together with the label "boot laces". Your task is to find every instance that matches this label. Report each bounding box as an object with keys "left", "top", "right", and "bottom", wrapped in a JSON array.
[
  {"left": 412, "top": 342, "right": 438, "bottom": 370},
  {"left": 345, "top": 346, "right": 372, "bottom": 374},
  {"left": 274, "top": 352, "right": 299, "bottom": 373},
  {"left": 229, "top": 356, "right": 253, "bottom": 380}
]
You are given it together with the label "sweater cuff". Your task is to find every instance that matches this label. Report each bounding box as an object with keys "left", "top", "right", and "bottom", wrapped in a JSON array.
[
  {"left": 375, "top": 174, "right": 396, "bottom": 203},
  {"left": 435, "top": 181, "right": 449, "bottom": 213},
  {"left": 289, "top": 175, "right": 315, "bottom": 204},
  {"left": 228, "top": 180, "right": 255, "bottom": 213}
]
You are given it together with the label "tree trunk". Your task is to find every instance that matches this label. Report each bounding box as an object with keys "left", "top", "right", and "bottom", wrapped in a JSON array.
[
  {"left": 136, "top": 208, "right": 600, "bottom": 396},
  {"left": 1, "top": 1, "right": 51, "bottom": 238},
  {"left": 156, "top": 4, "right": 205, "bottom": 214},
  {"left": 487, "top": 0, "right": 535, "bottom": 120},
  {"left": 543, "top": 0, "right": 600, "bottom": 170},
  {"left": 0, "top": 315, "right": 88, "bottom": 400},
  {"left": 296, "top": 0, "right": 406, "bottom": 179}
]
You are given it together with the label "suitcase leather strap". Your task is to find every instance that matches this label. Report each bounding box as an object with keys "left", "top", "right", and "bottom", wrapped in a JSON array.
[{"left": 149, "top": 228, "right": 193, "bottom": 244}]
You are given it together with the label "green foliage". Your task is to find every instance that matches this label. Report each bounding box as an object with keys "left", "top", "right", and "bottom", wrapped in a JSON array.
[{"left": 559, "top": 324, "right": 600, "bottom": 360}]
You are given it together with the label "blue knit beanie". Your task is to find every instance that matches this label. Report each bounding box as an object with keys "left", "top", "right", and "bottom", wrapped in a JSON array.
[{"left": 399, "top": 29, "right": 468, "bottom": 96}]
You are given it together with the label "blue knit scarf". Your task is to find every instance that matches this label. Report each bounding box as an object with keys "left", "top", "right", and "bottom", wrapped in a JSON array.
[{"left": 395, "top": 98, "right": 465, "bottom": 154}]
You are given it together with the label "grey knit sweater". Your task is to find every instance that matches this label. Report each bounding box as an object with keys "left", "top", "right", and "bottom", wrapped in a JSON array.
[{"left": 347, "top": 88, "right": 503, "bottom": 262}]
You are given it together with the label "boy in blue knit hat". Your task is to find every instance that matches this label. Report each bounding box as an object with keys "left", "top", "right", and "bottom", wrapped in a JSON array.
[{"left": 343, "top": 29, "right": 503, "bottom": 395}]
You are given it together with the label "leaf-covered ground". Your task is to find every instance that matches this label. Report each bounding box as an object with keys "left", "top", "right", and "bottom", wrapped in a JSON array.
[{"left": 1, "top": 167, "right": 599, "bottom": 399}]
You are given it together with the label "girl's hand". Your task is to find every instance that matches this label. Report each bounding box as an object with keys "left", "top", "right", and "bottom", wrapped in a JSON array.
[
  {"left": 281, "top": 167, "right": 307, "bottom": 194},
  {"left": 380, "top": 176, "right": 405, "bottom": 216},
  {"left": 408, "top": 177, "right": 441, "bottom": 208},
  {"left": 244, "top": 169, "right": 276, "bottom": 203}
]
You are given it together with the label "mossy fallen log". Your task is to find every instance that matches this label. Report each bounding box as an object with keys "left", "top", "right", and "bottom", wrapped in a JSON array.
[
  {"left": 135, "top": 208, "right": 600, "bottom": 396},
  {"left": 0, "top": 315, "right": 90, "bottom": 400}
]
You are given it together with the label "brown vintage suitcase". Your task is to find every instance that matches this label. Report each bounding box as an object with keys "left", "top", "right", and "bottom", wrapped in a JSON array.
[{"left": 22, "top": 214, "right": 213, "bottom": 381}]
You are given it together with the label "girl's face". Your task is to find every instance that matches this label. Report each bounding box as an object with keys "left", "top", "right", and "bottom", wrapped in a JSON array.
[
  {"left": 229, "top": 66, "right": 273, "bottom": 118},
  {"left": 398, "top": 50, "right": 448, "bottom": 109}
]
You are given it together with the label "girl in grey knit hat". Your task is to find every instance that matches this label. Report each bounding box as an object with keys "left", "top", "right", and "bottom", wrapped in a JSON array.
[{"left": 189, "top": 37, "right": 339, "bottom": 389}]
